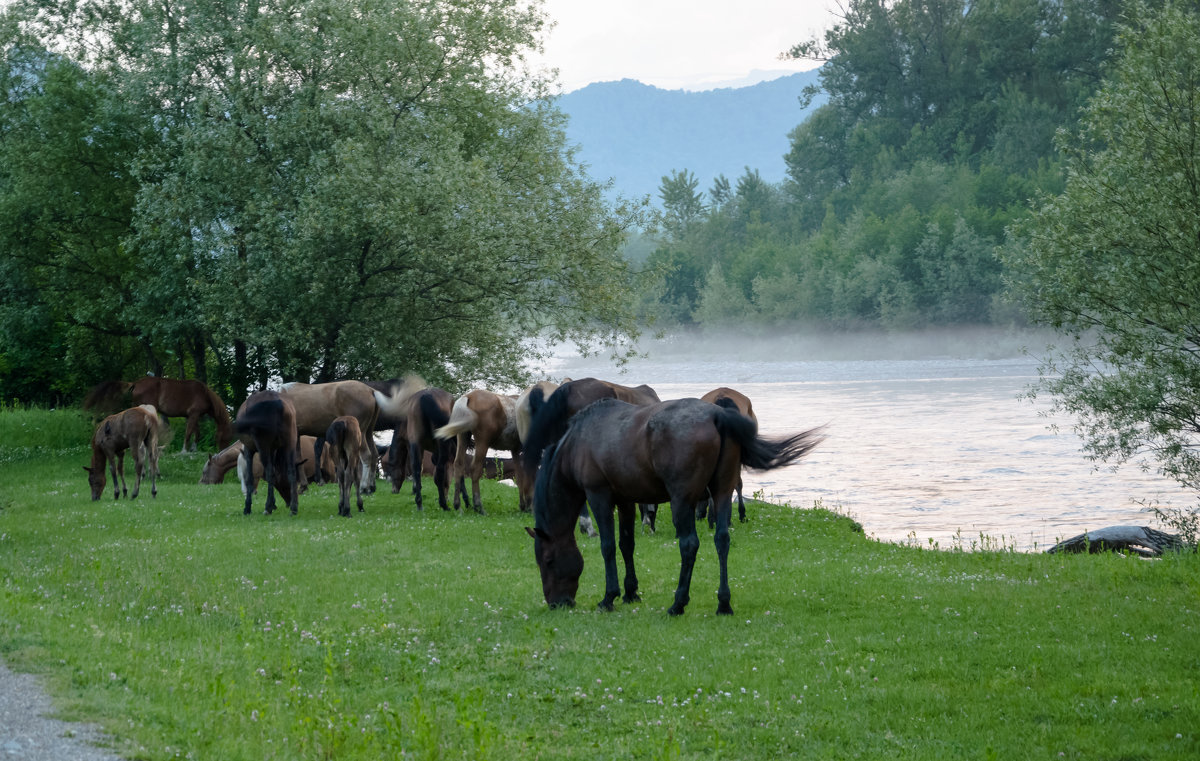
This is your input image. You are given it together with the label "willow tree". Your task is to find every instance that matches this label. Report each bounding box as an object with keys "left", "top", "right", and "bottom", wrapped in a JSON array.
[
  {"left": 5, "top": 0, "right": 643, "bottom": 401},
  {"left": 1004, "top": 2, "right": 1200, "bottom": 509}
]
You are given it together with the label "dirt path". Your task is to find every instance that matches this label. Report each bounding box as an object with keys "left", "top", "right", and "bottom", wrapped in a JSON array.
[{"left": 0, "top": 660, "right": 125, "bottom": 761}]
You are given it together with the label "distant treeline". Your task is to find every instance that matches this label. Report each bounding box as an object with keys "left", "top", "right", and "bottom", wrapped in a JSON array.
[{"left": 637, "top": 0, "right": 1129, "bottom": 330}]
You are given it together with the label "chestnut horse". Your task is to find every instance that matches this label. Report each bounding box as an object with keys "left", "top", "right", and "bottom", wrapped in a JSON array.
[
  {"left": 130, "top": 377, "right": 233, "bottom": 452},
  {"left": 700, "top": 387, "right": 757, "bottom": 524},
  {"left": 434, "top": 389, "right": 526, "bottom": 514},
  {"left": 279, "top": 381, "right": 380, "bottom": 492},
  {"left": 234, "top": 390, "right": 300, "bottom": 515},
  {"left": 325, "top": 416, "right": 373, "bottom": 517},
  {"left": 200, "top": 435, "right": 325, "bottom": 489},
  {"left": 374, "top": 379, "right": 456, "bottom": 511},
  {"left": 84, "top": 404, "right": 162, "bottom": 501},
  {"left": 521, "top": 377, "right": 662, "bottom": 534},
  {"left": 526, "top": 397, "right": 824, "bottom": 615}
]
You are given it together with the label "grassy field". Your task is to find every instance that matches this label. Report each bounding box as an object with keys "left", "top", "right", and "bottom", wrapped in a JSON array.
[{"left": 1, "top": 407, "right": 1198, "bottom": 760}]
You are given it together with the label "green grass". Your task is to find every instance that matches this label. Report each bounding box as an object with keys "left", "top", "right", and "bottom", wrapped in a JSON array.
[{"left": 1, "top": 409, "right": 1198, "bottom": 760}]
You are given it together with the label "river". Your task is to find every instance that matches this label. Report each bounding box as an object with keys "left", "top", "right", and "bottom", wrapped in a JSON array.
[{"left": 534, "top": 329, "right": 1188, "bottom": 551}]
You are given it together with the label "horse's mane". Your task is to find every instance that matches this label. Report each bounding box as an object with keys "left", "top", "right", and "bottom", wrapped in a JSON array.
[
  {"left": 205, "top": 385, "right": 233, "bottom": 432},
  {"left": 521, "top": 383, "right": 572, "bottom": 474},
  {"left": 530, "top": 438, "right": 562, "bottom": 531},
  {"left": 82, "top": 380, "right": 131, "bottom": 412}
]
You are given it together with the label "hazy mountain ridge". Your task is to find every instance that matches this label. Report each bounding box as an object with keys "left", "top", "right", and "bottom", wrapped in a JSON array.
[{"left": 557, "top": 70, "right": 825, "bottom": 203}]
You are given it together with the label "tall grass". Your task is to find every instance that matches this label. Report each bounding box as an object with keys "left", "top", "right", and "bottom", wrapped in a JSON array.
[{"left": 1, "top": 410, "right": 1198, "bottom": 760}]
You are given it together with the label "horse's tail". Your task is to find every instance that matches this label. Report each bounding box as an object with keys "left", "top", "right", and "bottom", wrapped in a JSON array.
[
  {"left": 373, "top": 374, "right": 426, "bottom": 419},
  {"left": 715, "top": 407, "right": 826, "bottom": 472},
  {"left": 235, "top": 398, "right": 285, "bottom": 436},
  {"left": 435, "top": 395, "right": 477, "bottom": 440},
  {"left": 206, "top": 385, "right": 234, "bottom": 448},
  {"left": 520, "top": 384, "right": 571, "bottom": 475},
  {"left": 418, "top": 391, "right": 450, "bottom": 433}
]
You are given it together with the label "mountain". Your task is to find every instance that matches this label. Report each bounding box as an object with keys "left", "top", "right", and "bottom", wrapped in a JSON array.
[{"left": 556, "top": 69, "right": 825, "bottom": 205}]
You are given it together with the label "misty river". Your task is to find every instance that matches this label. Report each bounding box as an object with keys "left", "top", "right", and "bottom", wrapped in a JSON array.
[{"left": 535, "top": 329, "right": 1189, "bottom": 551}]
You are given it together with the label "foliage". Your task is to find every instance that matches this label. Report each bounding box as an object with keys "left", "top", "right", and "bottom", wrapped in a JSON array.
[
  {"left": 1, "top": 414, "right": 1198, "bottom": 760},
  {"left": 1004, "top": 2, "right": 1200, "bottom": 505},
  {"left": 636, "top": 0, "right": 1125, "bottom": 330},
  {"left": 0, "top": 0, "right": 645, "bottom": 407}
]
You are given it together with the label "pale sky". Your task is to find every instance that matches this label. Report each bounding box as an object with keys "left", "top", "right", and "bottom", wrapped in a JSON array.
[{"left": 532, "top": 0, "right": 836, "bottom": 92}]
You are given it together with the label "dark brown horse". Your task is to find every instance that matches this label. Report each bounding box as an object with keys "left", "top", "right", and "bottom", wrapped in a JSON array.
[
  {"left": 234, "top": 390, "right": 300, "bottom": 516},
  {"left": 84, "top": 404, "right": 162, "bottom": 501},
  {"left": 200, "top": 436, "right": 325, "bottom": 489},
  {"left": 378, "top": 436, "right": 437, "bottom": 491},
  {"left": 325, "top": 416, "right": 372, "bottom": 517},
  {"left": 700, "top": 387, "right": 757, "bottom": 524},
  {"left": 130, "top": 377, "right": 233, "bottom": 452},
  {"left": 521, "top": 377, "right": 662, "bottom": 534},
  {"left": 374, "top": 380, "right": 456, "bottom": 511},
  {"left": 434, "top": 389, "right": 526, "bottom": 515},
  {"left": 525, "top": 397, "right": 824, "bottom": 615},
  {"left": 280, "top": 381, "right": 380, "bottom": 492}
]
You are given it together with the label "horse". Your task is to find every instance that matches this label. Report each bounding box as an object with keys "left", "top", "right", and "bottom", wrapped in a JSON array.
[
  {"left": 374, "top": 379, "right": 456, "bottom": 510},
  {"left": 130, "top": 377, "right": 233, "bottom": 452},
  {"left": 379, "top": 437, "right": 437, "bottom": 490},
  {"left": 525, "top": 397, "right": 824, "bottom": 615},
  {"left": 325, "top": 416, "right": 373, "bottom": 517},
  {"left": 234, "top": 390, "right": 300, "bottom": 516},
  {"left": 521, "top": 377, "right": 663, "bottom": 534},
  {"left": 84, "top": 404, "right": 162, "bottom": 501},
  {"left": 699, "top": 387, "right": 757, "bottom": 524},
  {"left": 279, "top": 381, "right": 380, "bottom": 492},
  {"left": 200, "top": 435, "right": 325, "bottom": 489},
  {"left": 434, "top": 389, "right": 527, "bottom": 515},
  {"left": 516, "top": 380, "right": 562, "bottom": 444},
  {"left": 81, "top": 380, "right": 132, "bottom": 419}
]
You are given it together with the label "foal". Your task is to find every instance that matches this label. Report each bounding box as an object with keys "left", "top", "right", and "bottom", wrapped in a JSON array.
[{"left": 84, "top": 404, "right": 162, "bottom": 501}]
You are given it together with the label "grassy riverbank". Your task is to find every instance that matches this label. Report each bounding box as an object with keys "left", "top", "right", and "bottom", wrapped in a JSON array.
[{"left": 1, "top": 407, "right": 1197, "bottom": 760}]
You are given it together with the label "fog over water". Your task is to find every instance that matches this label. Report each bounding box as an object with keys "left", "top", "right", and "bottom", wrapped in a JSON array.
[{"left": 533, "top": 328, "right": 1188, "bottom": 551}]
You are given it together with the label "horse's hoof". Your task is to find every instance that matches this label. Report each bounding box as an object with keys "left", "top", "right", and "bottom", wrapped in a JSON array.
[
  {"left": 667, "top": 603, "right": 686, "bottom": 616},
  {"left": 623, "top": 592, "right": 641, "bottom": 604},
  {"left": 597, "top": 598, "right": 615, "bottom": 612},
  {"left": 716, "top": 602, "right": 734, "bottom": 616}
]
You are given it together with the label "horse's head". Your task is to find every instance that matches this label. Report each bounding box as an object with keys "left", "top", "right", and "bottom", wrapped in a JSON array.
[
  {"left": 199, "top": 455, "right": 219, "bottom": 484},
  {"left": 525, "top": 526, "right": 582, "bottom": 609},
  {"left": 83, "top": 466, "right": 105, "bottom": 500}
]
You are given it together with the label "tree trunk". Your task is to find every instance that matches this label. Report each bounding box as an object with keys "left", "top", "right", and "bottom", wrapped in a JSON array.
[{"left": 1046, "top": 526, "right": 1187, "bottom": 557}]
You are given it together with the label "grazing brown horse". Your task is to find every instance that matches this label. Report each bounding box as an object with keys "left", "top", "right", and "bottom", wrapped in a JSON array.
[
  {"left": 130, "top": 377, "right": 233, "bottom": 452},
  {"left": 84, "top": 404, "right": 162, "bottom": 501},
  {"left": 521, "top": 377, "right": 662, "bottom": 534},
  {"left": 526, "top": 398, "right": 824, "bottom": 615},
  {"left": 234, "top": 390, "right": 300, "bottom": 516},
  {"left": 82, "top": 380, "right": 133, "bottom": 418},
  {"left": 279, "top": 381, "right": 380, "bottom": 492},
  {"left": 325, "top": 416, "right": 373, "bottom": 517},
  {"left": 374, "top": 379, "right": 456, "bottom": 511},
  {"left": 700, "top": 387, "right": 757, "bottom": 524},
  {"left": 200, "top": 436, "right": 325, "bottom": 489},
  {"left": 434, "top": 389, "right": 527, "bottom": 515},
  {"left": 379, "top": 436, "right": 437, "bottom": 491}
]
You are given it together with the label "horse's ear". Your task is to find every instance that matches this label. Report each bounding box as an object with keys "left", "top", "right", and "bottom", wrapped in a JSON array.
[
  {"left": 524, "top": 526, "right": 537, "bottom": 539},
  {"left": 83, "top": 466, "right": 91, "bottom": 473},
  {"left": 525, "top": 526, "right": 551, "bottom": 542}
]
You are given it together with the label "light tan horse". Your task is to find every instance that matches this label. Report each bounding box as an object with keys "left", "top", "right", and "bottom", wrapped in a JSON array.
[
  {"left": 84, "top": 404, "right": 162, "bottom": 501},
  {"left": 700, "top": 387, "right": 758, "bottom": 523},
  {"left": 200, "top": 436, "right": 324, "bottom": 490},
  {"left": 435, "top": 389, "right": 527, "bottom": 514},
  {"left": 325, "top": 416, "right": 373, "bottom": 516},
  {"left": 279, "top": 381, "right": 380, "bottom": 492}
]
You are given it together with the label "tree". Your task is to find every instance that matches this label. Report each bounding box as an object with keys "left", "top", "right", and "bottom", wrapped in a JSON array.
[
  {"left": 2, "top": 0, "right": 644, "bottom": 403},
  {"left": 658, "top": 169, "right": 706, "bottom": 240},
  {"left": 1004, "top": 2, "right": 1200, "bottom": 496}
]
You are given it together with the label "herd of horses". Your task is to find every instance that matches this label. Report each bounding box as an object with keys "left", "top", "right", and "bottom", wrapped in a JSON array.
[{"left": 82, "top": 375, "right": 824, "bottom": 616}]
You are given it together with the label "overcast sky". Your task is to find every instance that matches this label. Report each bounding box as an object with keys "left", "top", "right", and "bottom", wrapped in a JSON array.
[{"left": 532, "top": 0, "right": 835, "bottom": 92}]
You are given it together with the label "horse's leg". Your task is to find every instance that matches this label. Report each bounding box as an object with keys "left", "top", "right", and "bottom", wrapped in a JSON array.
[
  {"left": 184, "top": 412, "right": 199, "bottom": 453},
  {"left": 668, "top": 498, "right": 701, "bottom": 616},
  {"left": 262, "top": 442, "right": 277, "bottom": 515},
  {"left": 588, "top": 492, "right": 620, "bottom": 611},
  {"left": 363, "top": 429, "right": 378, "bottom": 495},
  {"left": 737, "top": 478, "right": 746, "bottom": 523},
  {"left": 130, "top": 442, "right": 144, "bottom": 499},
  {"left": 434, "top": 443, "right": 451, "bottom": 511},
  {"left": 640, "top": 503, "right": 658, "bottom": 533},
  {"left": 238, "top": 449, "right": 255, "bottom": 515},
  {"left": 513, "top": 453, "right": 531, "bottom": 513},
  {"left": 285, "top": 447, "right": 298, "bottom": 516},
  {"left": 355, "top": 452, "right": 366, "bottom": 512},
  {"left": 469, "top": 441, "right": 486, "bottom": 515},
  {"left": 618, "top": 501, "right": 640, "bottom": 603},
  {"left": 337, "top": 456, "right": 349, "bottom": 517},
  {"left": 111, "top": 451, "right": 124, "bottom": 499},
  {"left": 409, "top": 441, "right": 424, "bottom": 510},
  {"left": 450, "top": 434, "right": 467, "bottom": 511},
  {"left": 712, "top": 493, "right": 735, "bottom": 615},
  {"left": 313, "top": 436, "right": 327, "bottom": 485}
]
